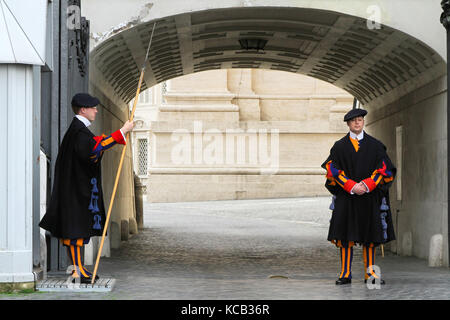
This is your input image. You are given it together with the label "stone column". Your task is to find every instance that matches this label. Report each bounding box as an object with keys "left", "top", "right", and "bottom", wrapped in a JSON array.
[
  {"left": 441, "top": 0, "right": 450, "bottom": 268},
  {"left": 228, "top": 69, "right": 260, "bottom": 121},
  {"left": 0, "top": 64, "right": 35, "bottom": 291}
]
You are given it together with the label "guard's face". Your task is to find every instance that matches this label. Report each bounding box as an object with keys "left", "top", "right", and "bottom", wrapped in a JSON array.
[
  {"left": 347, "top": 116, "right": 364, "bottom": 134},
  {"left": 81, "top": 106, "right": 98, "bottom": 122}
]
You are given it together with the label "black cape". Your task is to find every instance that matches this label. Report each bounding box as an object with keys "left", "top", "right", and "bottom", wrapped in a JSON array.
[
  {"left": 321, "top": 131, "right": 396, "bottom": 246},
  {"left": 39, "top": 117, "right": 106, "bottom": 239}
]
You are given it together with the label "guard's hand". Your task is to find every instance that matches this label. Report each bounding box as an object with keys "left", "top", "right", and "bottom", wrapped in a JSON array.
[
  {"left": 121, "top": 120, "right": 135, "bottom": 134},
  {"left": 352, "top": 182, "right": 367, "bottom": 195}
]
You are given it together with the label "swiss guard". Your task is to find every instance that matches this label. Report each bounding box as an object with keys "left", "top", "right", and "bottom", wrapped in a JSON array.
[
  {"left": 39, "top": 93, "right": 134, "bottom": 283},
  {"left": 321, "top": 108, "right": 396, "bottom": 285}
]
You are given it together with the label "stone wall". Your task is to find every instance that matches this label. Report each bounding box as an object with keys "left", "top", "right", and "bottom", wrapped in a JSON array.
[{"left": 366, "top": 75, "right": 449, "bottom": 267}]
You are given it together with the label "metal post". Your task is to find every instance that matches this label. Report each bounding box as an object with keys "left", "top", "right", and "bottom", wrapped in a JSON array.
[
  {"left": 352, "top": 98, "right": 359, "bottom": 109},
  {"left": 440, "top": 0, "right": 450, "bottom": 266},
  {"left": 32, "top": 66, "right": 41, "bottom": 270}
]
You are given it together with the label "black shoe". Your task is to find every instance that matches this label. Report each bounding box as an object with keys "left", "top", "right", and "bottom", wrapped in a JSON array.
[
  {"left": 364, "top": 278, "right": 385, "bottom": 285},
  {"left": 87, "top": 274, "right": 100, "bottom": 281},
  {"left": 71, "top": 270, "right": 99, "bottom": 282},
  {"left": 336, "top": 277, "right": 352, "bottom": 285},
  {"left": 83, "top": 268, "right": 100, "bottom": 281},
  {"left": 71, "top": 276, "right": 98, "bottom": 284}
]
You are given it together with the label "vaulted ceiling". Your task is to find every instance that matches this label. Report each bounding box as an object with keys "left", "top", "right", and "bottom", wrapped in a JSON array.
[{"left": 91, "top": 7, "right": 445, "bottom": 107}]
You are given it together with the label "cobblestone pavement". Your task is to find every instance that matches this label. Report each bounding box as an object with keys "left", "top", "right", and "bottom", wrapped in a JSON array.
[{"left": 2, "top": 197, "right": 450, "bottom": 300}]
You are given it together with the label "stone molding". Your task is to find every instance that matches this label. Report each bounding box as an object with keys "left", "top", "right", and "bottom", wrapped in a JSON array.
[
  {"left": 148, "top": 167, "right": 324, "bottom": 175},
  {"left": 164, "top": 92, "right": 235, "bottom": 101},
  {"left": 159, "top": 104, "right": 239, "bottom": 112},
  {"left": 164, "top": 92, "right": 352, "bottom": 101},
  {"left": 149, "top": 121, "right": 348, "bottom": 133}
]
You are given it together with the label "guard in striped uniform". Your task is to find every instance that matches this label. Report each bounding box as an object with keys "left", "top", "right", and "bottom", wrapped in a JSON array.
[
  {"left": 40, "top": 93, "right": 135, "bottom": 284},
  {"left": 322, "top": 108, "right": 396, "bottom": 285}
]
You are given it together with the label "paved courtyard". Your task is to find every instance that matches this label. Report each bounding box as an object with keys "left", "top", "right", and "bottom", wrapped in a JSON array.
[{"left": 2, "top": 197, "right": 450, "bottom": 300}]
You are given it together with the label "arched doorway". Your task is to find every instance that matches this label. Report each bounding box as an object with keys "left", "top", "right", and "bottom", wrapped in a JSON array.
[{"left": 85, "top": 5, "right": 448, "bottom": 266}]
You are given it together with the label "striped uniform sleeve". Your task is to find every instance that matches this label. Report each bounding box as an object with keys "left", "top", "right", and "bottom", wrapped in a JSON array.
[
  {"left": 361, "top": 160, "right": 394, "bottom": 192},
  {"left": 90, "top": 130, "right": 126, "bottom": 163},
  {"left": 325, "top": 160, "right": 357, "bottom": 194}
]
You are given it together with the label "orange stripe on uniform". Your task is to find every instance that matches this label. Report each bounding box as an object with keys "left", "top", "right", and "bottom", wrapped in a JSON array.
[
  {"left": 364, "top": 245, "right": 379, "bottom": 279},
  {"left": 70, "top": 245, "right": 81, "bottom": 277},
  {"left": 340, "top": 248, "right": 346, "bottom": 278},
  {"left": 370, "top": 247, "right": 379, "bottom": 278},
  {"left": 76, "top": 246, "right": 90, "bottom": 278},
  {"left": 344, "top": 247, "right": 351, "bottom": 278},
  {"left": 101, "top": 137, "right": 114, "bottom": 147},
  {"left": 373, "top": 174, "right": 383, "bottom": 185}
]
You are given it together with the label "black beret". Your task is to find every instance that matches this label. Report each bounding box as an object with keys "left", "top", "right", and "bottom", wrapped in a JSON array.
[
  {"left": 71, "top": 93, "right": 100, "bottom": 108},
  {"left": 344, "top": 108, "right": 367, "bottom": 121}
]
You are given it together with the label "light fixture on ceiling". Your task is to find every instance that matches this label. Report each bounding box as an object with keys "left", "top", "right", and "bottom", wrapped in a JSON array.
[{"left": 238, "top": 39, "right": 268, "bottom": 51}]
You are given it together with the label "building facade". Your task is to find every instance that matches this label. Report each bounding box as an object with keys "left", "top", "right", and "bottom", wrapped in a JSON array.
[{"left": 131, "top": 69, "right": 353, "bottom": 202}]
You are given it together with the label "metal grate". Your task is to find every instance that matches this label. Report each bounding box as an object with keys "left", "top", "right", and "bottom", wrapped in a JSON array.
[
  {"left": 138, "top": 139, "right": 148, "bottom": 176},
  {"left": 36, "top": 277, "right": 115, "bottom": 292}
]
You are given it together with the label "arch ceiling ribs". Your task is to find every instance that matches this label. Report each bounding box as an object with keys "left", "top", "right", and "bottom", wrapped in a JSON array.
[
  {"left": 122, "top": 26, "right": 157, "bottom": 95},
  {"left": 90, "top": 7, "right": 445, "bottom": 105},
  {"left": 140, "top": 19, "right": 184, "bottom": 84}
]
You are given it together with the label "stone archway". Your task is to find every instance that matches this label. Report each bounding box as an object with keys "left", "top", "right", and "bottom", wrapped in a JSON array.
[
  {"left": 84, "top": 4, "right": 448, "bottom": 266},
  {"left": 89, "top": 6, "right": 445, "bottom": 108}
]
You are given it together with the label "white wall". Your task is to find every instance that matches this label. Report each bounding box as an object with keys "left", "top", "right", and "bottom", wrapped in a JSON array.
[
  {"left": 0, "top": 64, "right": 35, "bottom": 283},
  {"left": 366, "top": 75, "right": 449, "bottom": 267},
  {"left": 0, "top": 0, "right": 47, "bottom": 64}
]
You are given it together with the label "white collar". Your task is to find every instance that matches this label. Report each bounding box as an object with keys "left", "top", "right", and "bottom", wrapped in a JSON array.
[
  {"left": 349, "top": 130, "right": 364, "bottom": 140},
  {"left": 75, "top": 115, "right": 91, "bottom": 127}
]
